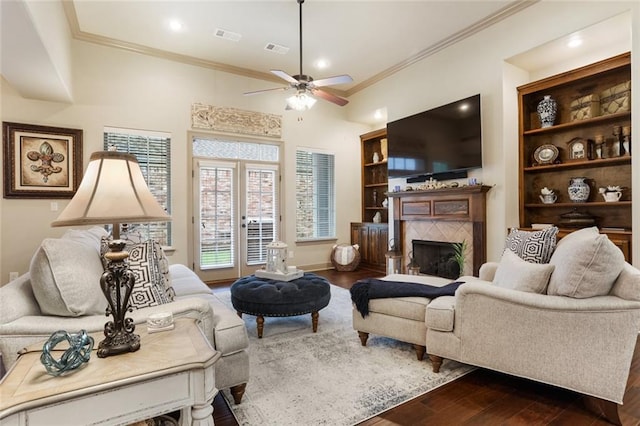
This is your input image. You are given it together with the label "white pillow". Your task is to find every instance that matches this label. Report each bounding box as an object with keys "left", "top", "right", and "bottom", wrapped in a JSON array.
[
  {"left": 30, "top": 238, "right": 106, "bottom": 316},
  {"left": 61, "top": 226, "right": 109, "bottom": 254},
  {"left": 493, "top": 248, "right": 555, "bottom": 294},
  {"left": 547, "top": 227, "right": 625, "bottom": 298}
]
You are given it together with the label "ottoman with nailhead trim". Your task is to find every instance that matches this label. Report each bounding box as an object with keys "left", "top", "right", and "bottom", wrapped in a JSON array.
[{"left": 230, "top": 272, "right": 331, "bottom": 338}]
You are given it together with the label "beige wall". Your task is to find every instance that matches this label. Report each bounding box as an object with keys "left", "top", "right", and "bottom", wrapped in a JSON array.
[
  {"left": 348, "top": 1, "right": 639, "bottom": 265},
  {"left": 1, "top": 39, "right": 367, "bottom": 283}
]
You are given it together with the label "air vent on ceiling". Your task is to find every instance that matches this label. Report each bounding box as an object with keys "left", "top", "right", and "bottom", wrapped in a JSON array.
[
  {"left": 214, "top": 28, "right": 241, "bottom": 42},
  {"left": 264, "top": 43, "right": 289, "bottom": 54}
]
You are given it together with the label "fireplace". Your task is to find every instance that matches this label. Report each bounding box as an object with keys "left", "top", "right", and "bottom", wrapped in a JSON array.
[
  {"left": 412, "top": 240, "right": 460, "bottom": 279},
  {"left": 390, "top": 185, "right": 490, "bottom": 276}
]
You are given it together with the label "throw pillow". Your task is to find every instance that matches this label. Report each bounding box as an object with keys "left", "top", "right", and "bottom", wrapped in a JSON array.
[
  {"left": 493, "top": 248, "right": 555, "bottom": 294},
  {"left": 30, "top": 238, "right": 106, "bottom": 317},
  {"left": 101, "top": 237, "right": 175, "bottom": 309},
  {"left": 547, "top": 227, "right": 625, "bottom": 298},
  {"left": 504, "top": 226, "right": 558, "bottom": 264},
  {"left": 61, "top": 226, "right": 109, "bottom": 254}
]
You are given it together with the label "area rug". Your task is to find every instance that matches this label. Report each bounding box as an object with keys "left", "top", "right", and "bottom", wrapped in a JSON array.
[{"left": 215, "top": 284, "right": 474, "bottom": 426}]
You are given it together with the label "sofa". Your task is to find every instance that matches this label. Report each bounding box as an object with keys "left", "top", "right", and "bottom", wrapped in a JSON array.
[
  {"left": 353, "top": 226, "right": 640, "bottom": 416},
  {"left": 0, "top": 227, "right": 250, "bottom": 404}
]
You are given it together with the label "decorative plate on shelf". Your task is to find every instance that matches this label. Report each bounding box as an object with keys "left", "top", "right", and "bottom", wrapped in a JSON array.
[{"left": 533, "top": 144, "right": 559, "bottom": 166}]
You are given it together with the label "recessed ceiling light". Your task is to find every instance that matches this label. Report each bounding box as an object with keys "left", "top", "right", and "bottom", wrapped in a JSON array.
[
  {"left": 315, "top": 59, "right": 329, "bottom": 69},
  {"left": 169, "top": 19, "right": 183, "bottom": 32},
  {"left": 374, "top": 109, "right": 386, "bottom": 121},
  {"left": 567, "top": 37, "right": 583, "bottom": 48},
  {"left": 459, "top": 103, "right": 469, "bottom": 111}
]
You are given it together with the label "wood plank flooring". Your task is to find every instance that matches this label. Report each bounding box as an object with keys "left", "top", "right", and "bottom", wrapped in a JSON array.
[{"left": 211, "top": 268, "right": 640, "bottom": 426}]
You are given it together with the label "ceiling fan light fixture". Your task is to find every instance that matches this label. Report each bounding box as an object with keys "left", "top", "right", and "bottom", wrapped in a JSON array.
[
  {"left": 286, "top": 91, "right": 317, "bottom": 111},
  {"left": 243, "top": 0, "right": 351, "bottom": 108}
]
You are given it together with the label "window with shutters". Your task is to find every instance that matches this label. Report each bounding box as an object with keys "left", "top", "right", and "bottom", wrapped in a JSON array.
[
  {"left": 103, "top": 127, "right": 171, "bottom": 245},
  {"left": 295, "top": 149, "right": 335, "bottom": 241}
]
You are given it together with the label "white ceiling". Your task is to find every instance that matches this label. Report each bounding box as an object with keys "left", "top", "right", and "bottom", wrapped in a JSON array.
[{"left": 67, "top": 0, "right": 537, "bottom": 96}]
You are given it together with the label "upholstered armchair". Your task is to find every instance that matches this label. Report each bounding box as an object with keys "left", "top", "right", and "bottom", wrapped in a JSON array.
[{"left": 425, "top": 227, "right": 640, "bottom": 423}]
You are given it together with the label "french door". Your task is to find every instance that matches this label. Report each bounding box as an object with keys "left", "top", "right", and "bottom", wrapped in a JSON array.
[{"left": 194, "top": 158, "right": 280, "bottom": 282}]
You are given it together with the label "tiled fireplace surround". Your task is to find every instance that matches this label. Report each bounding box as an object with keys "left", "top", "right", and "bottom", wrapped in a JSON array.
[
  {"left": 390, "top": 185, "right": 491, "bottom": 277},
  {"left": 404, "top": 220, "right": 473, "bottom": 276}
]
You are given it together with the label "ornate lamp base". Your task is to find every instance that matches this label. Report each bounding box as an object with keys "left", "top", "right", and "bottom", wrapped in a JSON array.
[
  {"left": 97, "top": 331, "right": 140, "bottom": 358},
  {"left": 98, "top": 240, "right": 140, "bottom": 358}
]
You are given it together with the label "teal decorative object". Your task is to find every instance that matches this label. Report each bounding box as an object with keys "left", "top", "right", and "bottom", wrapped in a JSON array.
[{"left": 40, "top": 330, "right": 94, "bottom": 376}]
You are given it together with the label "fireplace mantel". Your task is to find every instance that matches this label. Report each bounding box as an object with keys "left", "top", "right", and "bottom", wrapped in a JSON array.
[{"left": 389, "top": 185, "right": 491, "bottom": 275}]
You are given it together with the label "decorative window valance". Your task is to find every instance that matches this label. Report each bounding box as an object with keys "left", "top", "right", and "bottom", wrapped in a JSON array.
[{"left": 191, "top": 104, "right": 282, "bottom": 138}]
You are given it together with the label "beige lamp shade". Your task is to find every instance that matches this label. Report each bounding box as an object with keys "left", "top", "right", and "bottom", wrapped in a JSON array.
[{"left": 52, "top": 151, "right": 170, "bottom": 234}]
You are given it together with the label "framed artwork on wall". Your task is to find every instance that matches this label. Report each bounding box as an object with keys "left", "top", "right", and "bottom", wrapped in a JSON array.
[{"left": 3, "top": 122, "right": 83, "bottom": 199}]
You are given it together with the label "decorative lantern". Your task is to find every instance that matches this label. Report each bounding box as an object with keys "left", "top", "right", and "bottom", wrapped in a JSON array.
[
  {"left": 385, "top": 239, "right": 403, "bottom": 275},
  {"left": 266, "top": 241, "right": 288, "bottom": 274},
  {"left": 256, "top": 241, "right": 304, "bottom": 281},
  {"left": 407, "top": 250, "right": 421, "bottom": 275}
]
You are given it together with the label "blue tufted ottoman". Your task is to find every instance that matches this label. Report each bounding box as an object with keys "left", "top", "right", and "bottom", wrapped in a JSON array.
[{"left": 230, "top": 272, "right": 331, "bottom": 338}]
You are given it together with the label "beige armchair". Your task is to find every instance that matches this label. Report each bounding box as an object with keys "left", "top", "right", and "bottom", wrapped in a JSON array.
[{"left": 426, "top": 228, "right": 640, "bottom": 425}]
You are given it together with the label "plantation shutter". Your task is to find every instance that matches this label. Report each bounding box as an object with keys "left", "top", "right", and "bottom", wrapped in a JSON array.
[{"left": 103, "top": 127, "right": 171, "bottom": 245}]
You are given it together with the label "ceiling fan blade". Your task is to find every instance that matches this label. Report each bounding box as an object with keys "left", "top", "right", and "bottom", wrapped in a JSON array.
[
  {"left": 243, "top": 86, "right": 289, "bottom": 96},
  {"left": 310, "top": 74, "right": 353, "bottom": 88},
  {"left": 271, "top": 70, "right": 299, "bottom": 85},
  {"left": 310, "top": 88, "right": 349, "bottom": 106}
]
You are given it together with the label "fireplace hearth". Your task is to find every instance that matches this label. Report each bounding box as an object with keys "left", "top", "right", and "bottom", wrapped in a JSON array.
[{"left": 412, "top": 240, "right": 460, "bottom": 279}]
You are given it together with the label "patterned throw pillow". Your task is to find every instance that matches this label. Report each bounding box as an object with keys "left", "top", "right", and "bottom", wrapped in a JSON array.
[
  {"left": 101, "top": 237, "right": 175, "bottom": 309},
  {"left": 504, "top": 226, "right": 558, "bottom": 264}
]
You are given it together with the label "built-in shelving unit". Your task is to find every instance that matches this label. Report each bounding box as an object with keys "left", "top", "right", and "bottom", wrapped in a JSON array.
[
  {"left": 517, "top": 52, "right": 632, "bottom": 261},
  {"left": 351, "top": 128, "right": 389, "bottom": 271}
]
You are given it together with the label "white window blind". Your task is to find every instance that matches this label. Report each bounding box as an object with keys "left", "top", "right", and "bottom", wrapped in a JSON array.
[
  {"left": 295, "top": 149, "right": 335, "bottom": 240},
  {"left": 103, "top": 127, "right": 171, "bottom": 245}
]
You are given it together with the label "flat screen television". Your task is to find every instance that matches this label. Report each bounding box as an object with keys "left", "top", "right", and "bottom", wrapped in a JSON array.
[{"left": 387, "top": 94, "right": 482, "bottom": 180}]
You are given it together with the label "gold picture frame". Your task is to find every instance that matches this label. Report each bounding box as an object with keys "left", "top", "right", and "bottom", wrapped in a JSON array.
[{"left": 3, "top": 122, "right": 83, "bottom": 199}]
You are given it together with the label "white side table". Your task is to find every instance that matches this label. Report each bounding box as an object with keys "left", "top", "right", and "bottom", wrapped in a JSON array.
[{"left": 0, "top": 318, "right": 220, "bottom": 426}]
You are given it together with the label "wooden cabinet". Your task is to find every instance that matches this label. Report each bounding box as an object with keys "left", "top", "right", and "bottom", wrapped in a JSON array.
[
  {"left": 517, "top": 52, "right": 632, "bottom": 261},
  {"left": 351, "top": 222, "right": 388, "bottom": 272},
  {"left": 360, "top": 128, "right": 389, "bottom": 223}
]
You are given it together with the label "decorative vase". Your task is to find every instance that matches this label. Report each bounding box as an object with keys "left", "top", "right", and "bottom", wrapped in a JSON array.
[
  {"left": 568, "top": 177, "right": 590, "bottom": 202},
  {"left": 372, "top": 211, "right": 382, "bottom": 223},
  {"left": 373, "top": 152, "right": 380, "bottom": 163},
  {"left": 537, "top": 95, "right": 557, "bottom": 128}
]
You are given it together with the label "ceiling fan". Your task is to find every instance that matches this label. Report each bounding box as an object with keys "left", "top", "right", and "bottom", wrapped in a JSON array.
[{"left": 243, "top": 0, "right": 353, "bottom": 110}]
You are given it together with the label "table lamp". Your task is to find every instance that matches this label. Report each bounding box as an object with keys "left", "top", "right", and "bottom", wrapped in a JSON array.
[{"left": 52, "top": 151, "right": 171, "bottom": 357}]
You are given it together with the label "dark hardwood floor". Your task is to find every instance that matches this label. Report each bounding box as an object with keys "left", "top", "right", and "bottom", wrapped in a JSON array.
[{"left": 211, "top": 268, "right": 640, "bottom": 426}]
